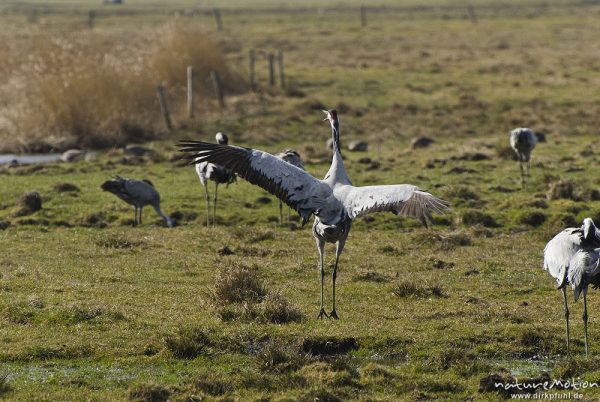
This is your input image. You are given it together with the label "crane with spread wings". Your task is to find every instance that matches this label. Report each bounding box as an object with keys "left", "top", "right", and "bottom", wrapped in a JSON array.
[{"left": 179, "top": 109, "right": 450, "bottom": 319}]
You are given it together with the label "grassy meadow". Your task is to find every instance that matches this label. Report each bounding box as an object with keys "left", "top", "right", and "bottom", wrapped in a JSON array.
[{"left": 2, "top": 0, "right": 600, "bottom": 400}]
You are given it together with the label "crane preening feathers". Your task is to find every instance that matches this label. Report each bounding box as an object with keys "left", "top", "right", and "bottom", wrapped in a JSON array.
[
  {"left": 179, "top": 109, "right": 450, "bottom": 319},
  {"left": 544, "top": 217, "right": 600, "bottom": 356}
]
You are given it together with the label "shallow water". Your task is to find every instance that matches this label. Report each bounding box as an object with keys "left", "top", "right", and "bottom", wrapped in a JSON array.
[{"left": 0, "top": 154, "right": 62, "bottom": 165}]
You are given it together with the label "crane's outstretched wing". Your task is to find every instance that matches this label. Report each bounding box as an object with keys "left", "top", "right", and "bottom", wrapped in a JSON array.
[
  {"left": 568, "top": 249, "right": 600, "bottom": 301},
  {"left": 179, "top": 140, "right": 332, "bottom": 224},
  {"left": 342, "top": 184, "right": 449, "bottom": 225},
  {"left": 543, "top": 228, "right": 581, "bottom": 289}
]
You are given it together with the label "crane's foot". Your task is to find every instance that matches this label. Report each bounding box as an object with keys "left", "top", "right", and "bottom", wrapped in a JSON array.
[
  {"left": 329, "top": 310, "right": 339, "bottom": 320},
  {"left": 317, "top": 308, "right": 329, "bottom": 320}
]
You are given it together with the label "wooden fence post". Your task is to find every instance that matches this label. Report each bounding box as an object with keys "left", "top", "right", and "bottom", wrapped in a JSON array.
[
  {"left": 88, "top": 10, "right": 96, "bottom": 28},
  {"left": 249, "top": 49, "right": 256, "bottom": 91},
  {"left": 360, "top": 6, "right": 367, "bottom": 27},
  {"left": 187, "top": 66, "right": 194, "bottom": 118},
  {"left": 467, "top": 4, "right": 477, "bottom": 24},
  {"left": 277, "top": 49, "right": 285, "bottom": 89},
  {"left": 210, "top": 71, "right": 225, "bottom": 108},
  {"left": 267, "top": 53, "right": 275, "bottom": 86},
  {"left": 157, "top": 85, "right": 173, "bottom": 131},
  {"left": 213, "top": 8, "right": 223, "bottom": 31}
]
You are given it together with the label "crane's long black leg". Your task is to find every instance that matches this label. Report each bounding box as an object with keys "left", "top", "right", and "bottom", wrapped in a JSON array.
[
  {"left": 519, "top": 155, "right": 525, "bottom": 185},
  {"left": 583, "top": 287, "right": 589, "bottom": 357},
  {"left": 563, "top": 286, "right": 570, "bottom": 356},
  {"left": 139, "top": 207, "right": 143, "bottom": 225},
  {"left": 279, "top": 200, "right": 283, "bottom": 224},
  {"left": 133, "top": 206, "right": 138, "bottom": 226},
  {"left": 330, "top": 239, "right": 346, "bottom": 320},
  {"left": 203, "top": 183, "right": 210, "bottom": 227},
  {"left": 315, "top": 237, "right": 327, "bottom": 319},
  {"left": 213, "top": 182, "right": 219, "bottom": 227}
]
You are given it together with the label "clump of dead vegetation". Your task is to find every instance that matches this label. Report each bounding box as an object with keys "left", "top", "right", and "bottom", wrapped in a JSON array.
[
  {"left": 212, "top": 261, "right": 302, "bottom": 324},
  {"left": 546, "top": 178, "right": 580, "bottom": 201},
  {"left": 391, "top": 281, "right": 447, "bottom": 298},
  {"left": 0, "top": 23, "right": 245, "bottom": 152},
  {"left": 129, "top": 382, "right": 171, "bottom": 402}
]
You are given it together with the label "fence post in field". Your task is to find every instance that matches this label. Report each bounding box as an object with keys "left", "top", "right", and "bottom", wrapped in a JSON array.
[
  {"left": 210, "top": 71, "right": 225, "bottom": 108},
  {"left": 249, "top": 49, "right": 256, "bottom": 91},
  {"left": 277, "top": 49, "right": 285, "bottom": 89},
  {"left": 88, "top": 10, "right": 96, "bottom": 28},
  {"left": 27, "top": 9, "right": 38, "bottom": 23},
  {"left": 267, "top": 53, "right": 275, "bottom": 86},
  {"left": 467, "top": 4, "right": 477, "bottom": 24},
  {"left": 360, "top": 6, "right": 367, "bottom": 27},
  {"left": 187, "top": 66, "right": 194, "bottom": 118},
  {"left": 157, "top": 85, "right": 173, "bottom": 132},
  {"left": 213, "top": 8, "right": 223, "bottom": 31}
]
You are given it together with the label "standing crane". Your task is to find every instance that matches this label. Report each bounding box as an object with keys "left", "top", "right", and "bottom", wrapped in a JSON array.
[
  {"left": 195, "top": 132, "right": 236, "bottom": 227},
  {"left": 101, "top": 176, "right": 173, "bottom": 227},
  {"left": 179, "top": 109, "right": 449, "bottom": 319},
  {"left": 544, "top": 217, "right": 600, "bottom": 356},
  {"left": 509, "top": 128, "right": 537, "bottom": 184},
  {"left": 274, "top": 149, "right": 305, "bottom": 223}
]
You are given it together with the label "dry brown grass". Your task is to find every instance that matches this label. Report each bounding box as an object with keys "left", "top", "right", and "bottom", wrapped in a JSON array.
[{"left": 0, "top": 23, "right": 245, "bottom": 152}]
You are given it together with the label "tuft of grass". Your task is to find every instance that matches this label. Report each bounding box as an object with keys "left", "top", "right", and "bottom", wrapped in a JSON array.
[
  {"left": 516, "top": 209, "right": 547, "bottom": 227},
  {"left": 212, "top": 262, "right": 267, "bottom": 305},
  {"left": 23, "top": 344, "right": 94, "bottom": 360},
  {"left": 461, "top": 210, "right": 499, "bottom": 228},
  {"left": 192, "top": 371, "right": 232, "bottom": 396},
  {"left": 258, "top": 292, "right": 303, "bottom": 324},
  {"left": 163, "top": 327, "right": 211, "bottom": 359},
  {"left": 391, "top": 281, "right": 447, "bottom": 299},
  {"left": 54, "top": 182, "right": 80, "bottom": 193},
  {"left": 96, "top": 234, "right": 145, "bottom": 249},
  {"left": 256, "top": 340, "right": 307, "bottom": 373},
  {"left": 352, "top": 271, "right": 390, "bottom": 282},
  {"left": 0, "top": 373, "right": 10, "bottom": 395},
  {"left": 413, "top": 231, "right": 472, "bottom": 250},
  {"left": 128, "top": 382, "right": 171, "bottom": 402},
  {"left": 547, "top": 178, "right": 580, "bottom": 201},
  {"left": 3, "top": 303, "right": 35, "bottom": 324},
  {"left": 13, "top": 191, "right": 42, "bottom": 216}
]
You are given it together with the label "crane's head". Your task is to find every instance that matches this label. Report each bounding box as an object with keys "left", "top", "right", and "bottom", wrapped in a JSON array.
[
  {"left": 322, "top": 109, "right": 340, "bottom": 138},
  {"left": 582, "top": 217, "right": 600, "bottom": 244},
  {"left": 322, "top": 109, "right": 338, "bottom": 124},
  {"left": 215, "top": 132, "right": 229, "bottom": 145}
]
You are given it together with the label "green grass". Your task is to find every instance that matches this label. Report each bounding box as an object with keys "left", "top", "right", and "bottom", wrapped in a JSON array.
[{"left": 2, "top": 0, "right": 600, "bottom": 400}]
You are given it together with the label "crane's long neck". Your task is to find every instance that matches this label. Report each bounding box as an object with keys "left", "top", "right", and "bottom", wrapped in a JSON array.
[{"left": 325, "top": 120, "right": 351, "bottom": 185}]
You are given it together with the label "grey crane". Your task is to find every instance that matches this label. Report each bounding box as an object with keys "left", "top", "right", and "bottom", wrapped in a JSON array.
[
  {"left": 543, "top": 217, "right": 600, "bottom": 356},
  {"left": 195, "top": 132, "right": 236, "bottom": 226},
  {"left": 274, "top": 149, "right": 305, "bottom": 223},
  {"left": 179, "top": 109, "right": 449, "bottom": 319},
  {"left": 509, "top": 128, "right": 537, "bottom": 184},
  {"left": 101, "top": 176, "right": 173, "bottom": 227}
]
